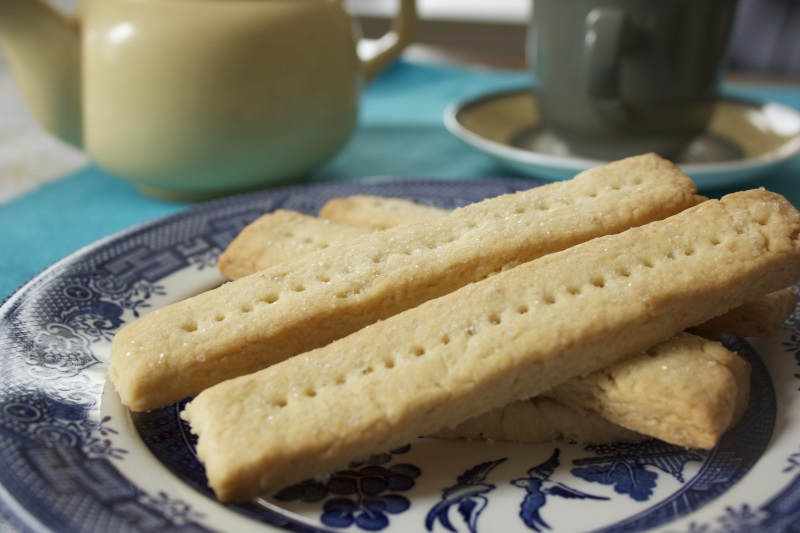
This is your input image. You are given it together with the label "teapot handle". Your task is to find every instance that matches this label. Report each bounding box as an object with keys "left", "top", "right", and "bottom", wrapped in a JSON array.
[{"left": 350, "top": 0, "right": 417, "bottom": 82}]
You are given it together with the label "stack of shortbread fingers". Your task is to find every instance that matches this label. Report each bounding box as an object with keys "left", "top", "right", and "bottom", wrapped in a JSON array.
[{"left": 108, "top": 154, "right": 800, "bottom": 502}]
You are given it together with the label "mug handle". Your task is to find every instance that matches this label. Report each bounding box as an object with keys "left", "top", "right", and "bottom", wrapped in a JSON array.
[
  {"left": 346, "top": 0, "right": 417, "bottom": 82},
  {"left": 584, "top": 7, "right": 628, "bottom": 100}
]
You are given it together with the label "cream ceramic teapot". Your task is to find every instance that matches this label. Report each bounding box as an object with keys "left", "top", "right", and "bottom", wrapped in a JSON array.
[{"left": 0, "top": 0, "right": 416, "bottom": 199}]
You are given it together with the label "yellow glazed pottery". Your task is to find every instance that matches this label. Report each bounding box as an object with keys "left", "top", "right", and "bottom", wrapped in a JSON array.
[{"left": 0, "top": 0, "right": 416, "bottom": 199}]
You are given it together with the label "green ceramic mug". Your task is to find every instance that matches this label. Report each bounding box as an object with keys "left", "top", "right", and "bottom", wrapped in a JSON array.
[{"left": 528, "top": 0, "right": 738, "bottom": 160}]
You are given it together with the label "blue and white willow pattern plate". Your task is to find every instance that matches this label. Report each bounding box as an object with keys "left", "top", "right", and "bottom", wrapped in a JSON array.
[{"left": 1, "top": 179, "right": 799, "bottom": 533}]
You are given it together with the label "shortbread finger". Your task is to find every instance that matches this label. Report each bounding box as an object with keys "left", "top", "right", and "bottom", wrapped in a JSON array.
[
  {"left": 219, "top": 218, "right": 759, "bottom": 448},
  {"left": 111, "top": 154, "right": 701, "bottom": 411},
  {"left": 218, "top": 210, "right": 374, "bottom": 280},
  {"left": 432, "top": 396, "right": 646, "bottom": 444},
  {"left": 220, "top": 212, "right": 797, "bottom": 339},
  {"left": 183, "top": 189, "right": 800, "bottom": 501},
  {"left": 319, "top": 195, "right": 446, "bottom": 229},
  {"left": 218, "top": 212, "right": 759, "bottom": 446},
  {"left": 222, "top": 195, "right": 445, "bottom": 280},
  {"left": 693, "top": 287, "right": 797, "bottom": 337},
  {"left": 439, "top": 332, "right": 748, "bottom": 449},
  {"left": 547, "top": 332, "right": 750, "bottom": 449}
]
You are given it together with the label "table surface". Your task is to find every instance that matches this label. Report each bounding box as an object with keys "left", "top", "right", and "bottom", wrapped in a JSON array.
[{"left": 1, "top": 49, "right": 799, "bottom": 305}]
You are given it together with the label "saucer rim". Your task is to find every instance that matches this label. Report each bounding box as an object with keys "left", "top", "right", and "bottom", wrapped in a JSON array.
[{"left": 443, "top": 87, "right": 800, "bottom": 182}]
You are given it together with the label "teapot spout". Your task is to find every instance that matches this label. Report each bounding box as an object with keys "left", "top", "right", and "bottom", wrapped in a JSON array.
[{"left": 0, "top": 0, "right": 82, "bottom": 148}]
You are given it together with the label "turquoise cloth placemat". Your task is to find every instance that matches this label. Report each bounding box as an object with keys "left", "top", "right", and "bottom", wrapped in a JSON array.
[{"left": 1, "top": 59, "right": 798, "bottom": 301}]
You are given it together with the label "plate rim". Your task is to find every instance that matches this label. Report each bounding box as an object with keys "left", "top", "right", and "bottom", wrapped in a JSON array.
[{"left": 0, "top": 177, "right": 798, "bottom": 533}]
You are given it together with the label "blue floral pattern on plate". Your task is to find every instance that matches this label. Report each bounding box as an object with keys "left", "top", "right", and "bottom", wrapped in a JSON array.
[
  {"left": 0, "top": 179, "right": 798, "bottom": 532},
  {"left": 274, "top": 446, "right": 420, "bottom": 531}
]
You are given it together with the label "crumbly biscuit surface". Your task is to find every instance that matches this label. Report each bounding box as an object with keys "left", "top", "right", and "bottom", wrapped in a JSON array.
[
  {"left": 694, "top": 287, "right": 797, "bottom": 337},
  {"left": 111, "top": 154, "right": 700, "bottom": 411},
  {"left": 218, "top": 210, "right": 373, "bottom": 280},
  {"left": 440, "top": 332, "right": 748, "bottom": 449},
  {"left": 549, "top": 332, "right": 750, "bottom": 449},
  {"left": 184, "top": 189, "right": 800, "bottom": 501},
  {"left": 433, "top": 396, "right": 646, "bottom": 444},
  {"left": 319, "top": 195, "right": 446, "bottom": 229}
]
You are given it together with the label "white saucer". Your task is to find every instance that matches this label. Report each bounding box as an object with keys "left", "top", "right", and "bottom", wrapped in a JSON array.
[{"left": 444, "top": 88, "right": 800, "bottom": 188}]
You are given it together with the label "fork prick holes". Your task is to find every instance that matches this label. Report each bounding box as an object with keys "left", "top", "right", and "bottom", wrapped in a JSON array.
[
  {"left": 566, "top": 286, "right": 581, "bottom": 296},
  {"left": 335, "top": 286, "right": 364, "bottom": 299},
  {"left": 261, "top": 293, "right": 279, "bottom": 304}
]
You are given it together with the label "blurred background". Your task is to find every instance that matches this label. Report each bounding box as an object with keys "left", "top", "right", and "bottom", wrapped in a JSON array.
[
  {"left": 349, "top": 0, "right": 800, "bottom": 76},
  {"left": 1, "top": 0, "right": 798, "bottom": 202}
]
